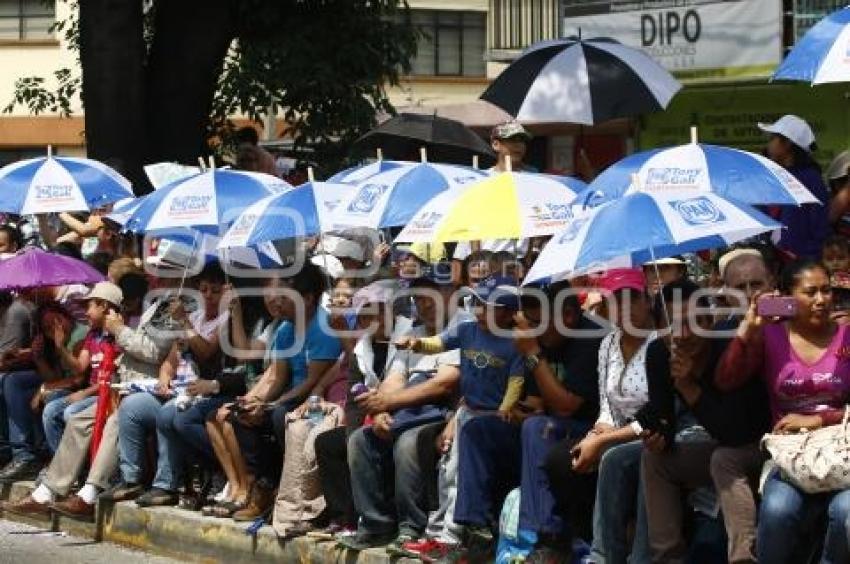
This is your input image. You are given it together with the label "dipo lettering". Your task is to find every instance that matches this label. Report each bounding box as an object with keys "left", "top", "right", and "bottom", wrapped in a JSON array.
[{"left": 641, "top": 10, "right": 701, "bottom": 46}]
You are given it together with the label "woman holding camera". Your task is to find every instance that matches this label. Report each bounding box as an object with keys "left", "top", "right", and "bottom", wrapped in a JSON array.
[{"left": 715, "top": 259, "right": 850, "bottom": 564}]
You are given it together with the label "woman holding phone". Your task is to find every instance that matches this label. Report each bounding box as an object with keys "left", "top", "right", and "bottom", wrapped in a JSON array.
[{"left": 715, "top": 259, "right": 850, "bottom": 564}]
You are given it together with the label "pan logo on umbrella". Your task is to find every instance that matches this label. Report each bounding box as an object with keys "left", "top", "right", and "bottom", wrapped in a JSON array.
[
  {"left": 453, "top": 174, "right": 482, "bottom": 185},
  {"left": 410, "top": 211, "right": 443, "bottom": 231},
  {"left": 168, "top": 195, "right": 214, "bottom": 218},
  {"left": 670, "top": 197, "right": 726, "bottom": 226},
  {"left": 35, "top": 183, "right": 75, "bottom": 203},
  {"left": 347, "top": 183, "right": 389, "bottom": 213},
  {"left": 645, "top": 167, "right": 702, "bottom": 190},
  {"left": 228, "top": 212, "right": 258, "bottom": 239}
]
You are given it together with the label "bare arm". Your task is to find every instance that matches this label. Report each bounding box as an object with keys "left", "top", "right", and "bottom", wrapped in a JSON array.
[
  {"left": 59, "top": 212, "right": 103, "bottom": 237},
  {"left": 277, "top": 360, "right": 336, "bottom": 405},
  {"left": 531, "top": 358, "right": 585, "bottom": 416},
  {"left": 383, "top": 365, "right": 460, "bottom": 412}
]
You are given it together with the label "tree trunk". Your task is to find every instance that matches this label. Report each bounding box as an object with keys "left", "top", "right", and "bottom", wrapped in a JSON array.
[
  {"left": 79, "top": 0, "right": 147, "bottom": 194},
  {"left": 144, "top": 0, "right": 236, "bottom": 170}
]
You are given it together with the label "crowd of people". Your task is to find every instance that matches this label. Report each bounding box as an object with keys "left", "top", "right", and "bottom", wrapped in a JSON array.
[{"left": 0, "top": 116, "right": 847, "bottom": 564}]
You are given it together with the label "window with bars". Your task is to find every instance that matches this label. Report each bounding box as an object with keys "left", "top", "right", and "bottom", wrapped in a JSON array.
[
  {"left": 0, "top": 0, "right": 55, "bottom": 41},
  {"left": 792, "top": 0, "right": 844, "bottom": 41},
  {"left": 409, "top": 10, "right": 486, "bottom": 77}
]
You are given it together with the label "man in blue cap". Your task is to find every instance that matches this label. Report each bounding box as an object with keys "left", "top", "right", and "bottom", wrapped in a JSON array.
[{"left": 396, "top": 275, "right": 528, "bottom": 559}]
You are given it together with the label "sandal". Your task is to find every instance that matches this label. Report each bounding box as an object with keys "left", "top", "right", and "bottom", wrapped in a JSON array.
[
  {"left": 210, "top": 499, "right": 247, "bottom": 518},
  {"left": 179, "top": 492, "right": 205, "bottom": 512}
]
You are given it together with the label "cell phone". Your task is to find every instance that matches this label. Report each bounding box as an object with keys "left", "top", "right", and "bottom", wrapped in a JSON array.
[{"left": 757, "top": 296, "right": 798, "bottom": 318}]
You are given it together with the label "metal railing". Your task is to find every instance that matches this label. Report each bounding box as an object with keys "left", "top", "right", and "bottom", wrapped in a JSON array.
[{"left": 791, "top": 0, "right": 843, "bottom": 41}]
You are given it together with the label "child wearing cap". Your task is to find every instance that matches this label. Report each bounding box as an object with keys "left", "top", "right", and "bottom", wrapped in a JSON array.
[
  {"left": 41, "top": 281, "right": 123, "bottom": 453},
  {"left": 397, "top": 276, "right": 525, "bottom": 418}
]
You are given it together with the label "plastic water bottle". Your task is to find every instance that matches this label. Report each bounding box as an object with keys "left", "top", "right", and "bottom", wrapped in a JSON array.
[
  {"left": 306, "top": 395, "right": 324, "bottom": 425},
  {"left": 173, "top": 350, "right": 198, "bottom": 411}
]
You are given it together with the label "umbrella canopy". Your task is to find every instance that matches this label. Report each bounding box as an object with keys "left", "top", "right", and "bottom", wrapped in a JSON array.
[
  {"left": 352, "top": 113, "right": 495, "bottom": 165},
  {"left": 394, "top": 171, "right": 584, "bottom": 243},
  {"left": 219, "top": 181, "right": 355, "bottom": 249},
  {"left": 0, "top": 247, "right": 105, "bottom": 290},
  {"left": 122, "top": 169, "right": 290, "bottom": 234},
  {"left": 330, "top": 162, "right": 486, "bottom": 231},
  {"left": 574, "top": 142, "right": 819, "bottom": 208},
  {"left": 0, "top": 154, "right": 133, "bottom": 214},
  {"left": 524, "top": 190, "right": 781, "bottom": 284},
  {"left": 328, "top": 160, "right": 407, "bottom": 184},
  {"left": 772, "top": 6, "right": 850, "bottom": 84},
  {"left": 481, "top": 37, "right": 681, "bottom": 125}
]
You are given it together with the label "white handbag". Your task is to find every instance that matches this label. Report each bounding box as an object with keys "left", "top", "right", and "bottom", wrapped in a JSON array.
[{"left": 761, "top": 406, "right": 850, "bottom": 494}]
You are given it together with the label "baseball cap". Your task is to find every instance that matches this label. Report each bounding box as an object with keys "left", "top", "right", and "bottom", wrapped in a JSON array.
[
  {"left": 757, "top": 115, "right": 816, "bottom": 152},
  {"left": 594, "top": 268, "right": 646, "bottom": 294},
  {"left": 827, "top": 150, "right": 850, "bottom": 181},
  {"left": 82, "top": 281, "right": 123, "bottom": 308},
  {"left": 468, "top": 275, "right": 521, "bottom": 309},
  {"left": 491, "top": 121, "right": 532, "bottom": 142},
  {"left": 395, "top": 242, "right": 447, "bottom": 264}
]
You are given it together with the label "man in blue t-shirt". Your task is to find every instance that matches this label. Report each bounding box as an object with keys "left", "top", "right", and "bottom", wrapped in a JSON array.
[{"left": 398, "top": 276, "right": 528, "bottom": 554}]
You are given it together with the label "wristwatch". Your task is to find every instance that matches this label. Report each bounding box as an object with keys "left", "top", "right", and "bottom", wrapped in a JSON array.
[{"left": 524, "top": 354, "right": 541, "bottom": 373}]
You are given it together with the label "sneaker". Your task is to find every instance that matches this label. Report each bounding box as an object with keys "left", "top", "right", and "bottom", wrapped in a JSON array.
[
  {"left": 403, "top": 538, "right": 459, "bottom": 562},
  {"left": 136, "top": 488, "right": 179, "bottom": 508},
  {"left": 0, "top": 458, "right": 41, "bottom": 482},
  {"left": 336, "top": 530, "right": 397, "bottom": 551},
  {"left": 385, "top": 533, "right": 417, "bottom": 557},
  {"left": 99, "top": 481, "right": 143, "bottom": 502}
]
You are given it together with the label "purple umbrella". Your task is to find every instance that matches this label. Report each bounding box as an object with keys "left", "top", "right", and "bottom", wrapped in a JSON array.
[{"left": 0, "top": 247, "right": 106, "bottom": 290}]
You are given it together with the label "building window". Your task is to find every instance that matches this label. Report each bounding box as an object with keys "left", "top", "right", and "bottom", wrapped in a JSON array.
[
  {"left": 0, "top": 0, "right": 55, "bottom": 41},
  {"left": 410, "top": 10, "right": 486, "bottom": 77}
]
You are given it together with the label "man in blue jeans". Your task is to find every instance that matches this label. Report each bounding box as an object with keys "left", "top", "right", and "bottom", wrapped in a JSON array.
[{"left": 513, "top": 281, "right": 604, "bottom": 560}]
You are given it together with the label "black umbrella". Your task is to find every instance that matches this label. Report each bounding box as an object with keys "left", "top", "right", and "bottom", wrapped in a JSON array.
[
  {"left": 353, "top": 113, "right": 495, "bottom": 166},
  {"left": 481, "top": 37, "right": 681, "bottom": 125}
]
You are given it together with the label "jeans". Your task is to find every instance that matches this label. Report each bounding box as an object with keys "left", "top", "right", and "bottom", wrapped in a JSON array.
[
  {"left": 42, "top": 392, "right": 96, "bottom": 453},
  {"left": 348, "top": 422, "right": 441, "bottom": 537},
  {"left": 454, "top": 413, "right": 522, "bottom": 528},
  {"left": 591, "top": 440, "right": 651, "bottom": 564},
  {"left": 158, "top": 395, "right": 228, "bottom": 467},
  {"left": 3, "top": 370, "right": 42, "bottom": 462},
  {"left": 519, "top": 415, "right": 591, "bottom": 536},
  {"left": 758, "top": 471, "right": 850, "bottom": 564},
  {"left": 117, "top": 392, "right": 182, "bottom": 490},
  {"left": 315, "top": 427, "right": 356, "bottom": 526}
]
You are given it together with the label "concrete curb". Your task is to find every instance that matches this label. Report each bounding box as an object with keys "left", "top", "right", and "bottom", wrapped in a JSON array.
[{"left": 1, "top": 482, "right": 419, "bottom": 563}]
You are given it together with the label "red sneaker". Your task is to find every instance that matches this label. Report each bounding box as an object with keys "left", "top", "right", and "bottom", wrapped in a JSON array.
[{"left": 402, "top": 538, "right": 459, "bottom": 562}]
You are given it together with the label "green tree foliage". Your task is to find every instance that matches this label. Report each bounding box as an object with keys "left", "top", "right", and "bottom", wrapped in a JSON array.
[{"left": 6, "top": 0, "right": 416, "bottom": 177}]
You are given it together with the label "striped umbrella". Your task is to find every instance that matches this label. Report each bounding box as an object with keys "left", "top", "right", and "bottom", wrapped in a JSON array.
[
  {"left": 524, "top": 190, "right": 781, "bottom": 284},
  {"left": 574, "top": 141, "right": 820, "bottom": 208},
  {"left": 773, "top": 6, "right": 850, "bottom": 84},
  {"left": 0, "top": 151, "right": 133, "bottom": 214},
  {"left": 330, "top": 162, "right": 486, "bottom": 230},
  {"left": 328, "top": 160, "right": 407, "bottom": 184},
  {"left": 481, "top": 37, "right": 681, "bottom": 125},
  {"left": 394, "top": 171, "right": 584, "bottom": 243}
]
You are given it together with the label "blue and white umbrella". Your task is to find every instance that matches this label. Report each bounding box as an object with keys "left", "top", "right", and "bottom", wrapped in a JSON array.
[
  {"left": 330, "top": 162, "right": 486, "bottom": 230},
  {"left": 574, "top": 142, "right": 819, "bottom": 208},
  {"left": 524, "top": 190, "right": 782, "bottom": 284},
  {"left": 0, "top": 153, "right": 133, "bottom": 214},
  {"left": 218, "top": 181, "right": 355, "bottom": 249},
  {"left": 122, "top": 169, "right": 290, "bottom": 234},
  {"left": 328, "top": 160, "right": 407, "bottom": 184},
  {"left": 773, "top": 6, "right": 850, "bottom": 84}
]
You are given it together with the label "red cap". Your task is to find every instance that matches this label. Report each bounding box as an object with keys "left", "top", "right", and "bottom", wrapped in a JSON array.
[{"left": 593, "top": 268, "right": 646, "bottom": 294}]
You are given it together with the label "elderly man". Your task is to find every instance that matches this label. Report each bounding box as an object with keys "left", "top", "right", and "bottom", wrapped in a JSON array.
[{"left": 640, "top": 249, "right": 774, "bottom": 564}]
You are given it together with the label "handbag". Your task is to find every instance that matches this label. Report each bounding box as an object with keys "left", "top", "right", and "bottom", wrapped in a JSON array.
[{"left": 761, "top": 406, "right": 850, "bottom": 494}]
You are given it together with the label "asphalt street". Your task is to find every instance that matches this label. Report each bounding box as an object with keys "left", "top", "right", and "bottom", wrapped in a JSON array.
[{"left": 0, "top": 518, "right": 185, "bottom": 564}]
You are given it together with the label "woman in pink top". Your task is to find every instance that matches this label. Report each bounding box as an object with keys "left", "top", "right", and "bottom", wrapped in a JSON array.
[{"left": 715, "top": 260, "right": 850, "bottom": 564}]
